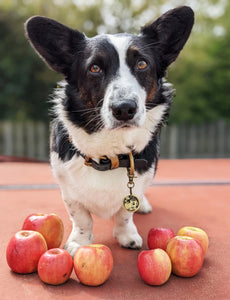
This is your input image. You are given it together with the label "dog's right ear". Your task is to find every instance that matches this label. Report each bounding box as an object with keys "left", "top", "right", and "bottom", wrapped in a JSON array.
[
  {"left": 141, "top": 6, "right": 194, "bottom": 77},
  {"left": 25, "top": 16, "right": 85, "bottom": 76}
]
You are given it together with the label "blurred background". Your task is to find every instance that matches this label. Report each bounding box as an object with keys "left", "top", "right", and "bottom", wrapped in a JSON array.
[{"left": 0, "top": 0, "right": 229, "bottom": 161}]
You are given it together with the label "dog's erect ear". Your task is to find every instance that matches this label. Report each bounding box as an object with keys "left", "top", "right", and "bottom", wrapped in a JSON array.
[
  {"left": 141, "top": 6, "right": 194, "bottom": 76},
  {"left": 25, "top": 16, "right": 85, "bottom": 76}
]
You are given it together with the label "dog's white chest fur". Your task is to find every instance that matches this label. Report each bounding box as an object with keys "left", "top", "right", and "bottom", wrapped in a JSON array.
[{"left": 51, "top": 151, "right": 154, "bottom": 219}]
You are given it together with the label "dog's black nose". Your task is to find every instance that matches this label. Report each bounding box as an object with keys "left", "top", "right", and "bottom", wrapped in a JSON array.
[{"left": 112, "top": 101, "right": 137, "bottom": 121}]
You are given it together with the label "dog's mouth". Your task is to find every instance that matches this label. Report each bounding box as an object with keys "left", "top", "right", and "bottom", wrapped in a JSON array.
[
  {"left": 109, "top": 118, "right": 141, "bottom": 130},
  {"left": 118, "top": 123, "right": 134, "bottom": 129},
  {"left": 110, "top": 123, "right": 136, "bottom": 131},
  {"left": 120, "top": 124, "right": 133, "bottom": 128}
]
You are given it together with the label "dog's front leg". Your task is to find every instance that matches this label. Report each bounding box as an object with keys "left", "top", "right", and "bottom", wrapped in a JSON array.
[
  {"left": 64, "top": 201, "right": 94, "bottom": 257},
  {"left": 138, "top": 195, "right": 152, "bottom": 214},
  {"left": 113, "top": 208, "right": 142, "bottom": 249}
]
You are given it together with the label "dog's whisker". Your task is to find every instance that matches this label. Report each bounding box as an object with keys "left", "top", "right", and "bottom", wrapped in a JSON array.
[
  {"left": 84, "top": 114, "right": 102, "bottom": 129},
  {"left": 80, "top": 110, "right": 100, "bottom": 118},
  {"left": 96, "top": 98, "right": 104, "bottom": 107},
  {"left": 70, "top": 107, "right": 99, "bottom": 113},
  {"left": 95, "top": 119, "right": 105, "bottom": 131},
  {"left": 70, "top": 99, "right": 103, "bottom": 115}
]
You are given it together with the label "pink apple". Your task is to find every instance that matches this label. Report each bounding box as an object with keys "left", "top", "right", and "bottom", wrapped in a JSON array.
[
  {"left": 147, "top": 227, "right": 175, "bottom": 251},
  {"left": 38, "top": 248, "right": 73, "bottom": 285},
  {"left": 177, "top": 226, "right": 209, "bottom": 254},
  {"left": 137, "top": 248, "right": 172, "bottom": 285},
  {"left": 6, "top": 230, "right": 47, "bottom": 274},
  {"left": 22, "top": 213, "right": 64, "bottom": 249},
  {"left": 73, "top": 244, "right": 113, "bottom": 286},
  {"left": 166, "top": 236, "right": 204, "bottom": 277}
]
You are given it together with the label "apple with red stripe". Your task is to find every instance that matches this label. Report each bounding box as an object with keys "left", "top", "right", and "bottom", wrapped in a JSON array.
[
  {"left": 22, "top": 213, "right": 64, "bottom": 249},
  {"left": 6, "top": 230, "right": 47, "bottom": 274},
  {"left": 38, "top": 248, "right": 73, "bottom": 285},
  {"left": 166, "top": 236, "right": 204, "bottom": 277},
  {"left": 147, "top": 227, "right": 175, "bottom": 251},
  {"left": 137, "top": 248, "right": 172, "bottom": 285}
]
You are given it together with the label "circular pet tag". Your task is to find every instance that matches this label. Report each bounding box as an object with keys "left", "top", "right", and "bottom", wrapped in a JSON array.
[{"left": 122, "top": 194, "right": 140, "bottom": 212}]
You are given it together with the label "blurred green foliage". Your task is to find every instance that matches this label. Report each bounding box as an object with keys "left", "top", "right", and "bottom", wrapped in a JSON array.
[{"left": 0, "top": 0, "right": 229, "bottom": 123}]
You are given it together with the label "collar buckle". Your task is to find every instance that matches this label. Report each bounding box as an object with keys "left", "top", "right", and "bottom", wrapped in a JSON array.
[
  {"left": 84, "top": 153, "right": 148, "bottom": 172},
  {"left": 84, "top": 156, "right": 112, "bottom": 171}
]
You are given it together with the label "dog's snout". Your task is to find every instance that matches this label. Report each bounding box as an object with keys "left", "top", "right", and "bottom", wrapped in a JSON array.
[{"left": 112, "top": 101, "right": 137, "bottom": 121}]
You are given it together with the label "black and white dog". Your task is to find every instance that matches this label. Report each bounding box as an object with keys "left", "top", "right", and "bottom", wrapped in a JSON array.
[{"left": 25, "top": 6, "right": 194, "bottom": 257}]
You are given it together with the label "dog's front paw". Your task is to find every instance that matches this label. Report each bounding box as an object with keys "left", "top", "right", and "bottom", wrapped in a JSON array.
[
  {"left": 115, "top": 232, "right": 143, "bottom": 249},
  {"left": 137, "top": 195, "right": 152, "bottom": 214},
  {"left": 64, "top": 232, "right": 94, "bottom": 257},
  {"left": 64, "top": 241, "right": 81, "bottom": 258}
]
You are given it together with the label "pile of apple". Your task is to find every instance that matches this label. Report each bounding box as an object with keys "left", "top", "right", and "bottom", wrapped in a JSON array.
[
  {"left": 6, "top": 213, "right": 113, "bottom": 286},
  {"left": 138, "top": 226, "right": 209, "bottom": 286},
  {"left": 6, "top": 213, "right": 209, "bottom": 287}
]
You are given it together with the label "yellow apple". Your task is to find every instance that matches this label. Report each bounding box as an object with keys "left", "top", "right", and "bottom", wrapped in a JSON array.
[
  {"left": 73, "top": 244, "right": 113, "bottom": 286},
  {"left": 177, "top": 226, "right": 209, "bottom": 254}
]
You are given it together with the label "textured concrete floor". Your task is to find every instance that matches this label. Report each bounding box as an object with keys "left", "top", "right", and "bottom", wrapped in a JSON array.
[{"left": 1, "top": 159, "right": 230, "bottom": 300}]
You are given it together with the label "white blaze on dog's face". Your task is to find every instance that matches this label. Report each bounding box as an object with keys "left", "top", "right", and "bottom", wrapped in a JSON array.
[{"left": 101, "top": 35, "right": 147, "bottom": 130}]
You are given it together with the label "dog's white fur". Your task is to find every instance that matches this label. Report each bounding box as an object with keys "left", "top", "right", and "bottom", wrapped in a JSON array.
[{"left": 101, "top": 35, "right": 147, "bottom": 129}]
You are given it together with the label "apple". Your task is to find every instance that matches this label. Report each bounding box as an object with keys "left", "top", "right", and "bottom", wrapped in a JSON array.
[
  {"left": 166, "top": 236, "right": 204, "bottom": 277},
  {"left": 6, "top": 230, "right": 47, "bottom": 274},
  {"left": 137, "top": 248, "right": 172, "bottom": 286},
  {"left": 22, "top": 213, "right": 64, "bottom": 249},
  {"left": 147, "top": 227, "right": 175, "bottom": 251},
  {"left": 177, "top": 226, "right": 209, "bottom": 254},
  {"left": 38, "top": 248, "right": 73, "bottom": 285},
  {"left": 73, "top": 244, "right": 113, "bottom": 286}
]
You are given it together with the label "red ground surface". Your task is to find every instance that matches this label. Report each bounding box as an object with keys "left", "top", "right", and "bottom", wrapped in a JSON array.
[{"left": 0, "top": 159, "right": 230, "bottom": 300}]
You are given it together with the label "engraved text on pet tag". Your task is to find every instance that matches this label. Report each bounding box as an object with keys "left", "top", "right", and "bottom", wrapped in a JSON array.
[{"left": 122, "top": 194, "right": 140, "bottom": 212}]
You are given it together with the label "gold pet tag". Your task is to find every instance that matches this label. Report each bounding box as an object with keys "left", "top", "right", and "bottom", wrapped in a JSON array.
[
  {"left": 122, "top": 194, "right": 140, "bottom": 212},
  {"left": 122, "top": 152, "right": 140, "bottom": 213}
]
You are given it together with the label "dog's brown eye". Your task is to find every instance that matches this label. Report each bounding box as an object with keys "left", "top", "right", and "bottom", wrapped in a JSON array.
[
  {"left": 137, "top": 60, "right": 148, "bottom": 70},
  {"left": 90, "top": 64, "right": 101, "bottom": 73}
]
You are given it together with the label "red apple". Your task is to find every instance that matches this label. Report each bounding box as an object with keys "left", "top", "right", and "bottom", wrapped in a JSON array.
[
  {"left": 73, "top": 244, "right": 113, "bottom": 286},
  {"left": 177, "top": 226, "right": 209, "bottom": 254},
  {"left": 137, "top": 248, "right": 172, "bottom": 286},
  {"left": 6, "top": 230, "right": 47, "bottom": 274},
  {"left": 38, "top": 248, "right": 73, "bottom": 285},
  {"left": 147, "top": 227, "right": 175, "bottom": 251},
  {"left": 22, "top": 213, "right": 64, "bottom": 249},
  {"left": 166, "top": 236, "right": 204, "bottom": 277}
]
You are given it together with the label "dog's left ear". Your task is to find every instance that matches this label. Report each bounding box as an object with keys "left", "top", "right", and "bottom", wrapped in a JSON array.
[
  {"left": 141, "top": 6, "right": 194, "bottom": 77},
  {"left": 25, "top": 16, "right": 85, "bottom": 77}
]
